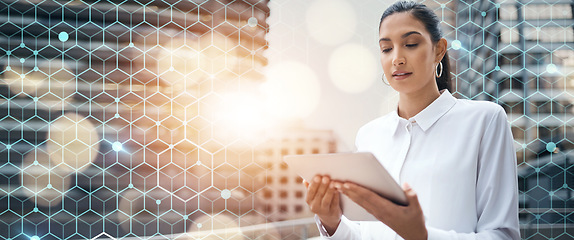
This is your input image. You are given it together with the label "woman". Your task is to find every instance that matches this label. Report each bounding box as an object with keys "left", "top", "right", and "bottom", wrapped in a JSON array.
[{"left": 305, "top": 1, "right": 520, "bottom": 239}]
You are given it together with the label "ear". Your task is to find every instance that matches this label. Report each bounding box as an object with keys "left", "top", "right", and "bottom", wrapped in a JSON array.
[{"left": 434, "top": 38, "right": 448, "bottom": 63}]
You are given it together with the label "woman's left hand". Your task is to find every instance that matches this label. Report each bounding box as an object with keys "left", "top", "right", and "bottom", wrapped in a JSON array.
[{"left": 335, "top": 182, "right": 428, "bottom": 240}]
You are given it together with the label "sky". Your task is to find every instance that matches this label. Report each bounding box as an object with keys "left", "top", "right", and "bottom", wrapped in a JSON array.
[{"left": 265, "top": 0, "right": 399, "bottom": 151}]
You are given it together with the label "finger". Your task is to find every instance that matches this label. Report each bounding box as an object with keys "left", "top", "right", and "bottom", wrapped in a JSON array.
[
  {"left": 402, "top": 183, "right": 421, "bottom": 208},
  {"left": 305, "top": 175, "right": 322, "bottom": 204},
  {"left": 303, "top": 180, "right": 309, "bottom": 188},
  {"left": 315, "top": 176, "right": 331, "bottom": 200},
  {"left": 321, "top": 182, "right": 336, "bottom": 209},
  {"left": 340, "top": 182, "right": 375, "bottom": 207},
  {"left": 309, "top": 176, "right": 331, "bottom": 213},
  {"left": 341, "top": 182, "right": 392, "bottom": 213},
  {"left": 330, "top": 187, "right": 341, "bottom": 210},
  {"left": 333, "top": 181, "right": 343, "bottom": 192}
]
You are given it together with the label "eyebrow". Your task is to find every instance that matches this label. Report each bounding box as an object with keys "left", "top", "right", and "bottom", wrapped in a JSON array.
[{"left": 379, "top": 31, "right": 422, "bottom": 42}]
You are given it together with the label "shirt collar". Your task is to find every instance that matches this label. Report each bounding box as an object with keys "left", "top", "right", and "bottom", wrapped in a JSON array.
[{"left": 390, "top": 89, "right": 457, "bottom": 133}]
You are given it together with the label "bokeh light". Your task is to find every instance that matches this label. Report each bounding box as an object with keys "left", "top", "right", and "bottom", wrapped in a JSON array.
[
  {"left": 46, "top": 113, "right": 100, "bottom": 173},
  {"left": 262, "top": 61, "right": 321, "bottom": 120},
  {"left": 329, "top": 43, "right": 378, "bottom": 93}
]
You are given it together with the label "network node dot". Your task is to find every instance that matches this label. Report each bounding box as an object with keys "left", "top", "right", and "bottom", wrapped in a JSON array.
[
  {"left": 451, "top": 40, "right": 462, "bottom": 50},
  {"left": 546, "top": 64, "right": 557, "bottom": 74},
  {"left": 58, "top": 32, "right": 69, "bottom": 42},
  {"left": 221, "top": 189, "right": 231, "bottom": 199},
  {"left": 112, "top": 142, "right": 123, "bottom": 152},
  {"left": 546, "top": 142, "right": 556, "bottom": 153},
  {"left": 248, "top": 17, "right": 258, "bottom": 27}
]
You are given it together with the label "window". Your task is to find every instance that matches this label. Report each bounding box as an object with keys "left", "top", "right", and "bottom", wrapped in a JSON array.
[
  {"left": 295, "top": 191, "right": 303, "bottom": 198},
  {"left": 263, "top": 189, "right": 272, "bottom": 199},
  {"left": 295, "top": 205, "right": 304, "bottom": 213},
  {"left": 265, "top": 204, "right": 272, "bottom": 213}
]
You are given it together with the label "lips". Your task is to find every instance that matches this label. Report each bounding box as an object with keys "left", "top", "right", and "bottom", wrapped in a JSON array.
[{"left": 392, "top": 71, "right": 412, "bottom": 80}]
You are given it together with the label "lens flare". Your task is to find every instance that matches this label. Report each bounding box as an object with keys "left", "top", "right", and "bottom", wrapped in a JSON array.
[{"left": 262, "top": 61, "right": 321, "bottom": 120}]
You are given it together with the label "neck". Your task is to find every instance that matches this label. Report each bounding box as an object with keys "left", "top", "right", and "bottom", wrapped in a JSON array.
[{"left": 397, "top": 87, "right": 442, "bottom": 119}]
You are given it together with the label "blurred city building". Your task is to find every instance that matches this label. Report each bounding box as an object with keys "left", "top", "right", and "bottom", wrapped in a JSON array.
[
  {"left": 517, "top": 151, "right": 574, "bottom": 232},
  {"left": 0, "top": 0, "right": 272, "bottom": 238},
  {"left": 255, "top": 128, "right": 336, "bottom": 222},
  {"left": 451, "top": 0, "right": 574, "bottom": 160},
  {"left": 445, "top": 0, "right": 574, "bottom": 238}
]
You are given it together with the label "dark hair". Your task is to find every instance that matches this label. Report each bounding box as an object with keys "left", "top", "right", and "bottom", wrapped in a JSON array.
[{"left": 379, "top": 1, "right": 452, "bottom": 92}]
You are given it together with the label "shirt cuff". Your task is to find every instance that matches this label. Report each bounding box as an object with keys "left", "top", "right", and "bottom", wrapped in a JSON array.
[
  {"left": 314, "top": 215, "right": 359, "bottom": 239},
  {"left": 314, "top": 215, "right": 335, "bottom": 238},
  {"left": 427, "top": 226, "right": 453, "bottom": 240},
  {"left": 427, "top": 225, "right": 478, "bottom": 240}
]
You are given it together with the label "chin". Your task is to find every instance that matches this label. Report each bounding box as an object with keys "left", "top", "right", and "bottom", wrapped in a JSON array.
[{"left": 389, "top": 82, "right": 416, "bottom": 94}]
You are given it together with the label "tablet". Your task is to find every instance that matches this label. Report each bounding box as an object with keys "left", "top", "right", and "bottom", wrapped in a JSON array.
[{"left": 283, "top": 152, "right": 408, "bottom": 221}]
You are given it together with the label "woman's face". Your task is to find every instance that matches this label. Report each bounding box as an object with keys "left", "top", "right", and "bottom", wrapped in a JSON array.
[{"left": 378, "top": 12, "right": 444, "bottom": 95}]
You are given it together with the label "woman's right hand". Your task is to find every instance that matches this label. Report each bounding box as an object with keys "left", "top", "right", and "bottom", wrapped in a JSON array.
[{"left": 304, "top": 175, "right": 342, "bottom": 235}]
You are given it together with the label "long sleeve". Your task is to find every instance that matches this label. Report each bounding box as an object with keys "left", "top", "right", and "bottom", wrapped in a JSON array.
[
  {"left": 314, "top": 215, "right": 361, "bottom": 239},
  {"left": 426, "top": 106, "right": 520, "bottom": 240}
]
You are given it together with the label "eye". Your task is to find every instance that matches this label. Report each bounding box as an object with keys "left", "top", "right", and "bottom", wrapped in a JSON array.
[
  {"left": 381, "top": 48, "right": 391, "bottom": 53},
  {"left": 406, "top": 43, "right": 418, "bottom": 48}
]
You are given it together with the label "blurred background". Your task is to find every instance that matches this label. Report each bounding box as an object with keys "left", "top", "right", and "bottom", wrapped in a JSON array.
[{"left": 0, "top": 0, "right": 572, "bottom": 239}]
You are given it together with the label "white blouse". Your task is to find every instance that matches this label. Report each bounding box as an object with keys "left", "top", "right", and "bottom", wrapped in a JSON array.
[{"left": 316, "top": 89, "right": 520, "bottom": 239}]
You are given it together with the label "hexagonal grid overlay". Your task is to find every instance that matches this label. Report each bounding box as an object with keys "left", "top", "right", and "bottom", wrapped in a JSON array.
[
  {"left": 437, "top": 0, "right": 574, "bottom": 238},
  {"left": 0, "top": 0, "right": 572, "bottom": 239},
  {"left": 0, "top": 0, "right": 291, "bottom": 239}
]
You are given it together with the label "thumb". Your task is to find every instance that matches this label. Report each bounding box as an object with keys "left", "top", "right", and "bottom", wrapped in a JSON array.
[
  {"left": 402, "top": 182, "right": 412, "bottom": 191},
  {"left": 402, "top": 183, "right": 419, "bottom": 203}
]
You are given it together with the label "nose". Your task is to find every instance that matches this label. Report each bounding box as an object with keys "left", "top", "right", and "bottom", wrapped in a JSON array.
[{"left": 392, "top": 50, "right": 405, "bottom": 66}]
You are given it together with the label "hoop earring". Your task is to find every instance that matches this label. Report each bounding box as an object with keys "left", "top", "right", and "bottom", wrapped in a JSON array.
[
  {"left": 382, "top": 74, "right": 390, "bottom": 86},
  {"left": 435, "top": 62, "right": 443, "bottom": 78}
]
